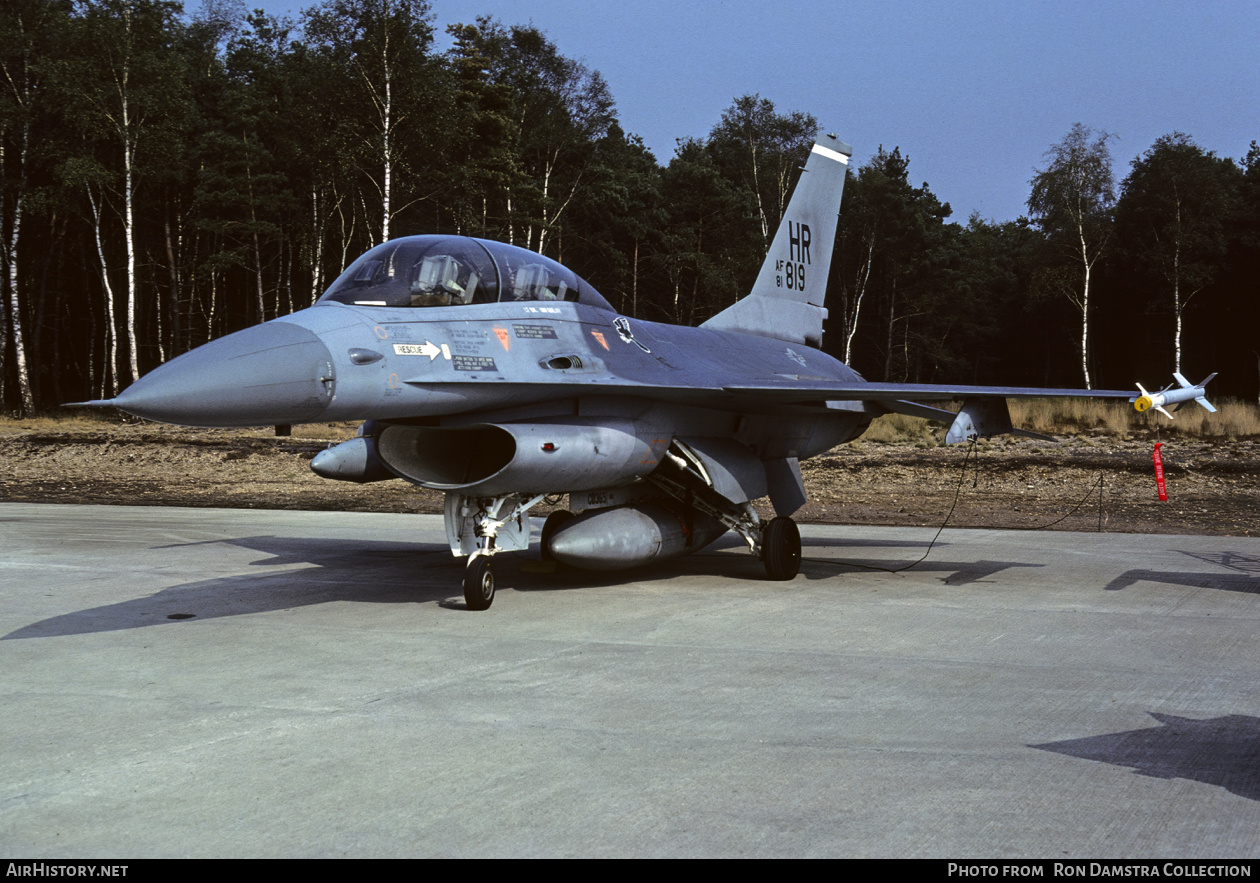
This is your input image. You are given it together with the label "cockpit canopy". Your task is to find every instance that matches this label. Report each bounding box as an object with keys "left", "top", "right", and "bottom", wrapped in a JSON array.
[{"left": 318, "top": 235, "right": 614, "bottom": 312}]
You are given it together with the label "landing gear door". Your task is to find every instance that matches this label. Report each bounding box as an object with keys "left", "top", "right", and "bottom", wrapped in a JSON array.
[
  {"left": 443, "top": 494, "right": 530, "bottom": 557},
  {"left": 674, "top": 437, "right": 768, "bottom": 504}
]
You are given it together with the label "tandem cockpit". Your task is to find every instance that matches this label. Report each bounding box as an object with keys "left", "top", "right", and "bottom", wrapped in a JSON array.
[{"left": 318, "top": 235, "right": 614, "bottom": 312}]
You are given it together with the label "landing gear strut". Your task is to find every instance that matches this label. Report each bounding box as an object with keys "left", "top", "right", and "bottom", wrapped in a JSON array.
[{"left": 647, "top": 455, "right": 801, "bottom": 582}]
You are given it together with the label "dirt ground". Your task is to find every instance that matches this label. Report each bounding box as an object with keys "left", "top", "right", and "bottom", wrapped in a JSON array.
[{"left": 1, "top": 419, "right": 1257, "bottom": 537}]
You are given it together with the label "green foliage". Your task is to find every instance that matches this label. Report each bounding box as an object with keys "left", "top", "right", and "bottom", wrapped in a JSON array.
[
  {"left": 652, "top": 96, "right": 816, "bottom": 325},
  {"left": 1028, "top": 123, "right": 1116, "bottom": 242},
  {"left": 1026, "top": 124, "right": 1117, "bottom": 387},
  {"left": 449, "top": 18, "right": 615, "bottom": 256},
  {"left": 563, "top": 122, "right": 664, "bottom": 315},
  {"left": 1114, "top": 134, "right": 1240, "bottom": 316},
  {"left": 706, "top": 95, "right": 817, "bottom": 246},
  {"left": 827, "top": 146, "right": 953, "bottom": 381}
]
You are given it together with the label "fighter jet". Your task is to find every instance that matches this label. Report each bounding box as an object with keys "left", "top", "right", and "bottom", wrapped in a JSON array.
[{"left": 79, "top": 133, "right": 1149, "bottom": 610}]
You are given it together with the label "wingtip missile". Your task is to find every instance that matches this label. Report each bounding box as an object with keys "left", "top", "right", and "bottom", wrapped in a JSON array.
[{"left": 1133, "top": 373, "right": 1217, "bottom": 419}]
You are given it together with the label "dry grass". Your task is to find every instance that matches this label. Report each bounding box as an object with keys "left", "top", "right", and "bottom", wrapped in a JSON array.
[
  {"left": 860, "top": 397, "right": 1260, "bottom": 444},
  {"left": 0, "top": 410, "right": 122, "bottom": 432},
  {"left": 1010, "top": 397, "right": 1260, "bottom": 438},
  {"left": 0, "top": 410, "right": 357, "bottom": 441},
  {"left": 1010, "top": 398, "right": 1135, "bottom": 435},
  {"left": 857, "top": 412, "right": 943, "bottom": 446}
]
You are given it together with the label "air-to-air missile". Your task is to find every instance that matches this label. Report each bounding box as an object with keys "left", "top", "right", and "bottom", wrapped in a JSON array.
[{"left": 1133, "top": 373, "right": 1218, "bottom": 419}]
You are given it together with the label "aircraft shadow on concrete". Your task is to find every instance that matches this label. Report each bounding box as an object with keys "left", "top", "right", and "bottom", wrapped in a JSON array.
[
  {"left": 6, "top": 532, "right": 1042, "bottom": 637},
  {"left": 526, "top": 534, "right": 1033, "bottom": 590},
  {"left": 799, "top": 536, "right": 945, "bottom": 550},
  {"left": 800, "top": 555, "right": 1042, "bottom": 586},
  {"left": 3, "top": 535, "right": 458, "bottom": 639},
  {"left": 1105, "top": 551, "right": 1260, "bottom": 594},
  {"left": 708, "top": 534, "right": 941, "bottom": 553},
  {"left": 1031, "top": 713, "right": 1260, "bottom": 802}
]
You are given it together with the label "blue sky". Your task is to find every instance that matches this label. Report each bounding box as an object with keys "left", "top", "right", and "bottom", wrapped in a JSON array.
[{"left": 242, "top": 0, "right": 1259, "bottom": 223}]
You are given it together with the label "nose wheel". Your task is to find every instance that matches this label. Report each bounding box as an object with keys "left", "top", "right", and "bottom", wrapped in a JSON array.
[{"left": 463, "top": 556, "right": 495, "bottom": 610}]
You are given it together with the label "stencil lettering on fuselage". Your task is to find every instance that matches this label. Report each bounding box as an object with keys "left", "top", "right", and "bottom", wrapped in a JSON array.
[
  {"left": 452, "top": 355, "right": 497, "bottom": 372},
  {"left": 448, "top": 328, "right": 488, "bottom": 355},
  {"left": 393, "top": 342, "right": 450, "bottom": 361},
  {"left": 512, "top": 324, "right": 558, "bottom": 340}
]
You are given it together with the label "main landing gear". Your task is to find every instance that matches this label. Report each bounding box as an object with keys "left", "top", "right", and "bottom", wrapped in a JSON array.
[{"left": 760, "top": 516, "right": 801, "bottom": 580}]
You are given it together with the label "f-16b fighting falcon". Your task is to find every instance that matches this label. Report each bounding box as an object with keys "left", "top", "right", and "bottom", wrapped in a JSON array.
[{"left": 78, "top": 132, "right": 1207, "bottom": 610}]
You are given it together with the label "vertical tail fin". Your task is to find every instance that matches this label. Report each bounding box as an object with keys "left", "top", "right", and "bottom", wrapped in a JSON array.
[{"left": 701, "top": 133, "right": 852, "bottom": 347}]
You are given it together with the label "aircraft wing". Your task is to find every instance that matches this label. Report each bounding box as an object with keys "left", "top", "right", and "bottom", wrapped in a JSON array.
[
  {"left": 722, "top": 379, "right": 1135, "bottom": 444},
  {"left": 724, "top": 379, "right": 1136, "bottom": 403},
  {"left": 396, "top": 377, "right": 1137, "bottom": 410}
]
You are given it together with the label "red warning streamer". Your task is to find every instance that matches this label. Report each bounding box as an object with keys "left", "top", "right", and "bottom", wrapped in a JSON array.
[{"left": 1152, "top": 442, "right": 1168, "bottom": 502}]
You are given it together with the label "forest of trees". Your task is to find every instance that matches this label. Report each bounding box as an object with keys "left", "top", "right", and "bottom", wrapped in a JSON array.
[{"left": 2, "top": 0, "right": 1258, "bottom": 414}]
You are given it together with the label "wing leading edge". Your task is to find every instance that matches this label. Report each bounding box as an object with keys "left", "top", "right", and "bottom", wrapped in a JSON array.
[
  {"left": 724, "top": 379, "right": 1136, "bottom": 403},
  {"left": 724, "top": 379, "right": 1136, "bottom": 444}
]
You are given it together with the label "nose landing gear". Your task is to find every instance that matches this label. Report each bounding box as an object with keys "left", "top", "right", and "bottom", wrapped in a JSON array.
[
  {"left": 463, "top": 555, "right": 495, "bottom": 611},
  {"left": 446, "top": 492, "right": 546, "bottom": 610}
]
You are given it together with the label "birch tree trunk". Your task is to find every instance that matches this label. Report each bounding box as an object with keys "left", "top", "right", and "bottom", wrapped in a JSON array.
[
  {"left": 1077, "top": 222, "right": 1093, "bottom": 389},
  {"left": 88, "top": 185, "right": 118, "bottom": 398},
  {"left": 5, "top": 120, "right": 36, "bottom": 412},
  {"left": 1027, "top": 125, "right": 1115, "bottom": 391},
  {"left": 379, "top": 17, "right": 391, "bottom": 244},
  {"left": 0, "top": 131, "right": 6, "bottom": 410},
  {"left": 843, "top": 236, "right": 875, "bottom": 364},
  {"left": 114, "top": 12, "right": 140, "bottom": 386}
]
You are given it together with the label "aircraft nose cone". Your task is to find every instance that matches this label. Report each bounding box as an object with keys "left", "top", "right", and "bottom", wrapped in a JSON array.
[{"left": 111, "top": 321, "right": 335, "bottom": 426}]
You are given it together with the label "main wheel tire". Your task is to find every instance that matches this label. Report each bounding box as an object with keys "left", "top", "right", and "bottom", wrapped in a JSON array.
[
  {"left": 540, "top": 510, "right": 575, "bottom": 562},
  {"left": 463, "top": 557, "right": 495, "bottom": 610},
  {"left": 762, "top": 516, "right": 801, "bottom": 581}
]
